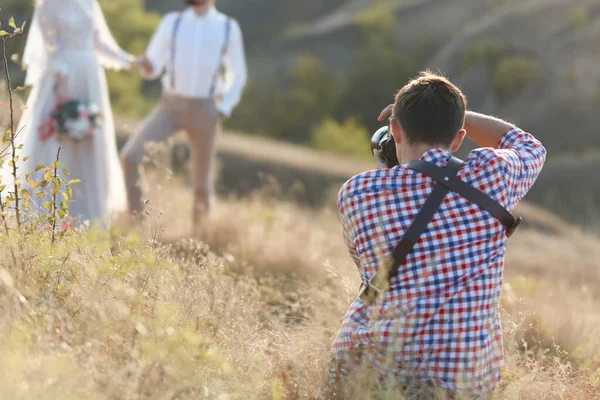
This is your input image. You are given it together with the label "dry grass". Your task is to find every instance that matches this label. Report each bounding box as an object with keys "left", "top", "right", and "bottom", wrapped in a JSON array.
[{"left": 2, "top": 166, "right": 600, "bottom": 399}]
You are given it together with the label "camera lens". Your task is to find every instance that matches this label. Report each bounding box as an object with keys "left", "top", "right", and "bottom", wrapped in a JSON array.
[{"left": 370, "top": 126, "right": 399, "bottom": 168}]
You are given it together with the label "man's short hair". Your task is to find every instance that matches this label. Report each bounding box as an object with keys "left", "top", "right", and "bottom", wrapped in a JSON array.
[{"left": 393, "top": 71, "right": 467, "bottom": 147}]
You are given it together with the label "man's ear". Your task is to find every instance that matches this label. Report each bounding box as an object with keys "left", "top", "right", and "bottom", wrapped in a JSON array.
[
  {"left": 451, "top": 129, "right": 467, "bottom": 153},
  {"left": 390, "top": 118, "right": 403, "bottom": 145}
]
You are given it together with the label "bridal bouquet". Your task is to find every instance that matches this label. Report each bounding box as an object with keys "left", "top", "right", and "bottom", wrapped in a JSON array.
[{"left": 39, "top": 100, "right": 101, "bottom": 142}]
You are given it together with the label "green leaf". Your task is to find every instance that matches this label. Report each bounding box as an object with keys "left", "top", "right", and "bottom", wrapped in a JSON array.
[
  {"left": 34, "top": 164, "right": 45, "bottom": 172},
  {"left": 21, "top": 21, "right": 27, "bottom": 31},
  {"left": 15, "top": 86, "right": 25, "bottom": 92},
  {"left": 0, "top": 31, "right": 9, "bottom": 37},
  {"left": 61, "top": 192, "right": 68, "bottom": 201},
  {"left": 23, "top": 156, "right": 30, "bottom": 162},
  {"left": 62, "top": 168, "right": 70, "bottom": 177},
  {"left": 8, "top": 17, "right": 16, "bottom": 30},
  {"left": 52, "top": 161, "right": 60, "bottom": 169},
  {"left": 67, "top": 187, "right": 73, "bottom": 199},
  {"left": 0, "top": 185, "right": 6, "bottom": 192},
  {"left": 36, "top": 191, "right": 46, "bottom": 198},
  {"left": 7, "top": 160, "right": 13, "bottom": 167},
  {"left": 43, "top": 172, "right": 52, "bottom": 181},
  {"left": 42, "top": 201, "right": 52, "bottom": 211},
  {"left": 58, "top": 210, "right": 66, "bottom": 219},
  {"left": 67, "top": 179, "right": 81, "bottom": 185},
  {"left": 53, "top": 177, "right": 61, "bottom": 189},
  {"left": 20, "top": 189, "right": 30, "bottom": 202}
]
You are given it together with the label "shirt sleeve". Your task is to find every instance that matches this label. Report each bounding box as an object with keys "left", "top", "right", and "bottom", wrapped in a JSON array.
[
  {"left": 493, "top": 128, "right": 547, "bottom": 208},
  {"left": 144, "top": 13, "right": 177, "bottom": 80},
  {"left": 338, "top": 185, "right": 362, "bottom": 273},
  {"left": 92, "top": 0, "right": 133, "bottom": 69},
  {"left": 218, "top": 19, "right": 248, "bottom": 117}
]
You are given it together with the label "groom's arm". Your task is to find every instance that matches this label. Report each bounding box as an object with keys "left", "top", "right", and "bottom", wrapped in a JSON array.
[
  {"left": 217, "top": 20, "right": 248, "bottom": 118},
  {"left": 140, "top": 14, "right": 177, "bottom": 79}
]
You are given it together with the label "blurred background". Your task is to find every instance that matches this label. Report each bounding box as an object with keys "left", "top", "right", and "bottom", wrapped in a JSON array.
[{"left": 3, "top": 0, "right": 600, "bottom": 231}]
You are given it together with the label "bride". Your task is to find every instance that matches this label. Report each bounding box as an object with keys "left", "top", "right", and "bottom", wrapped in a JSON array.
[{"left": 2, "top": 0, "right": 133, "bottom": 225}]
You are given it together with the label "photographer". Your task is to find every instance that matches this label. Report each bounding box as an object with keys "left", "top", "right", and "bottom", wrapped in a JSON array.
[{"left": 328, "top": 71, "right": 546, "bottom": 399}]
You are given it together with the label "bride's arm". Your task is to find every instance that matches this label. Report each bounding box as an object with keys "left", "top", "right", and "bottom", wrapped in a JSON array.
[
  {"left": 91, "top": 0, "right": 134, "bottom": 69},
  {"left": 36, "top": 1, "right": 69, "bottom": 81}
]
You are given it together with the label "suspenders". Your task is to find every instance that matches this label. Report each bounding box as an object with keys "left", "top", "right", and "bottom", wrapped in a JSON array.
[
  {"left": 170, "top": 14, "right": 183, "bottom": 90},
  {"left": 210, "top": 19, "right": 231, "bottom": 98},
  {"left": 169, "top": 13, "right": 232, "bottom": 97},
  {"left": 358, "top": 156, "right": 522, "bottom": 306}
]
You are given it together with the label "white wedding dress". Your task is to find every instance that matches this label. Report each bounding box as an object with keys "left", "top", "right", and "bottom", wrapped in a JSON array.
[{"left": 1, "top": 0, "right": 132, "bottom": 225}]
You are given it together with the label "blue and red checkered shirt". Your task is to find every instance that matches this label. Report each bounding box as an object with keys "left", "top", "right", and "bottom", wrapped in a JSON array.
[{"left": 330, "top": 128, "right": 546, "bottom": 396}]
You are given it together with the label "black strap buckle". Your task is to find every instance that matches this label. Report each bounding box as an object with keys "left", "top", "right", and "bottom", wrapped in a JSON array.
[{"left": 506, "top": 216, "right": 522, "bottom": 238}]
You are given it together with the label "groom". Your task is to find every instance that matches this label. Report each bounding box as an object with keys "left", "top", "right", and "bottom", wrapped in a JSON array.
[{"left": 122, "top": 0, "right": 247, "bottom": 229}]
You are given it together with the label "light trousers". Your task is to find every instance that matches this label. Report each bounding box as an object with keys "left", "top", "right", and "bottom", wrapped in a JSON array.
[{"left": 121, "top": 94, "right": 220, "bottom": 219}]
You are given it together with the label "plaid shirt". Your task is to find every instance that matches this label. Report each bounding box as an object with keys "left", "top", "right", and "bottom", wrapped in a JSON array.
[{"left": 330, "top": 128, "right": 546, "bottom": 396}]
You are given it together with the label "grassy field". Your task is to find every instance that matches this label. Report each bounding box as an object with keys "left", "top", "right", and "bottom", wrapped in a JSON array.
[
  {"left": 3, "top": 96, "right": 600, "bottom": 399},
  {"left": 1, "top": 157, "right": 600, "bottom": 399}
]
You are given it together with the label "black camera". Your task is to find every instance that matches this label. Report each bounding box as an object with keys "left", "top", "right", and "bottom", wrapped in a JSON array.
[{"left": 370, "top": 126, "right": 399, "bottom": 168}]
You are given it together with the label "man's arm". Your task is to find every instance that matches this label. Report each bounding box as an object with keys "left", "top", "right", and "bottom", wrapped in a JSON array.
[
  {"left": 463, "top": 111, "right": 516, "bottom": 148},
  {"left": 136, "top": 14, "right": 174, "bottom": 79},
  {"left": 217, "top": 20, "right": 248, "bottom": 118}
]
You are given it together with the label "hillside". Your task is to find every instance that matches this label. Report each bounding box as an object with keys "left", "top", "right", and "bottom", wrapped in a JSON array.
[{"left": 2, "top": 0, "right": 598, "bottom": 228}]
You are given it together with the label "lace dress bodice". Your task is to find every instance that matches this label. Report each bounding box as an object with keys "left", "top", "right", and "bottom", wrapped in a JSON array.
[{"left": 31, "top": 0, "right": 132, "bottom": 80}]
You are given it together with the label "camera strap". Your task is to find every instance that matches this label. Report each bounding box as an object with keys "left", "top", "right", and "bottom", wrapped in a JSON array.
[{"left": 358, "top": 155, "right": 522, "bottom": 306}]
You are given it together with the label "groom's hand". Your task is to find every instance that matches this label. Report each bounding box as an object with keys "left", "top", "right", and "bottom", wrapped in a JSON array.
[{"left": 134, "top": 56, "right": 153, "bottom": 77}]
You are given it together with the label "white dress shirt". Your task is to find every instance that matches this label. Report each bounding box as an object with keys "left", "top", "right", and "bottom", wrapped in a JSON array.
[{"left": 144, "top": 7, "right": 247, "bottom": 117}]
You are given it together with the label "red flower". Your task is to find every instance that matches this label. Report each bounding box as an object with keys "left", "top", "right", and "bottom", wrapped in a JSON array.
[{"left": 38, "top": 119, "right": 57, "bottom": 141}]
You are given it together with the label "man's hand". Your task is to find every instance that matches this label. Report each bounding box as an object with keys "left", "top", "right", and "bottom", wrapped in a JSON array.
[
  {"left": 133, "top": 56, "right": 153, "bottom": 77},
  {"left": 373, "top": 149, "right": 388, "bottom": 169},
  {"left": 378, "top": 104, "right": 394, "bottom": 122}
]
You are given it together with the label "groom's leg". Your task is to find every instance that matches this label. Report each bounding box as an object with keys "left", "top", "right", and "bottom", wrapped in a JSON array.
[
  {"left": 121, "top": 96, "right": 179, "bottom": 214},
  {"left": 185, "top": 98, "right": 221, "bottom": 227}
]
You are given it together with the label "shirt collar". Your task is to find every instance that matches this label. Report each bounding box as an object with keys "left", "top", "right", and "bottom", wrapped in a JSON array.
[
  {"left": 404, "top": 148, "right": 453, "bottom": 167},
  {"left": 183, "top": 6, "right": 216, "bottom": 19}
]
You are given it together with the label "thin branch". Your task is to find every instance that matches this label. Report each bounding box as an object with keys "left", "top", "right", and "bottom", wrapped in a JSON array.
[
  {"left": 1, "top": 37, "right": 20, "bottom": 228},
  {"left": 51, "top": 147, "right": 61, "bottom": 246}
]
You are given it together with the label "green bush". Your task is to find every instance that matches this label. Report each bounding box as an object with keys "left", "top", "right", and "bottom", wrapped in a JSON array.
[
  {"left": 353, "top": 4, "right": 395, "bottom": 37},
  {"left": 334, "top": 37, "right": 414, "bottom": 135},
  {"left": 460, "top": 38, "right": 508, "bottom": 71},
  {"left": 310, "top": 117, "right": 371, "bottom": 159},
  {"left": 568, "top": 7, "right": 589, "bottom": 31},
  {"left": 493, "top": 56, "right": 539, "bottom": 100},
  {"left": 228, "top": 54, "right": 341, "bottom": 143},
  {"left": 230, "top": 8, "right": 415, "bottom": 152}
]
